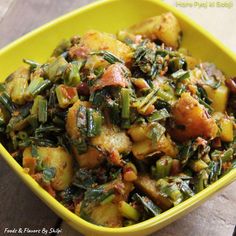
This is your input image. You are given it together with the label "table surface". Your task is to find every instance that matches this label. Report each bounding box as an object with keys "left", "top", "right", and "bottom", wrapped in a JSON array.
[{"left": 0, "top": 1, "right": 236, "bottom": 236}]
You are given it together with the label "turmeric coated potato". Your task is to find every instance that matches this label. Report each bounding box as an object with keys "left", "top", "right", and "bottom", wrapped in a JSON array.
[
  {"left": 131, "top": 134, "right": 178, "bottom": 160},
  {"left": 91, "top": 125, "right": 132, "bottom": 154},
  {"left": 74, "top": 30, "right": 133, "bottom": 64},
  {"left": 80, "top": 178, "right": 133, "bottom": 227},
  {"left": 66, "top": 99, "right": 90, "bottom": 139},
  {"left": 134, "top": 175, "right": 173, "bottom": 210},
  {"left": 171, "top": 93, "right": 218, "bottom": 142},
  {"left": 213, "top": 112, "right": 234, "bottom": 142},
  {"left": 23, "top": 146, "right": 73, "bottom": 191},
  {"left": 66, "top": 100, "right": 103, "bottom": 168},
  {"left": 126, "top": 12, "right": 182, "bottom": 49},
  {"left": 203, "top": 84, "right": 229, "bottom": 112},
  {"left": 128, "top": 123, "right": 149, "bottom": 142},
  {"left": 89, "top": 203, "right": 123, "bottom": 227},
  {"left": 5, "top": 67, "right": 29, "bottom": 105}
]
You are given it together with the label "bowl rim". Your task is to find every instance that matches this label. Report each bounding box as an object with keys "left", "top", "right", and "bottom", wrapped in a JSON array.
[{"left": 0, "top": 0, "right": 236, "bottom": 234}]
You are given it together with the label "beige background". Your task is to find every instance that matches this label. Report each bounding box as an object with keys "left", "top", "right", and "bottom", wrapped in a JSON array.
[{"left": 0, "top": 1, "right": 236, "bottom": 236}]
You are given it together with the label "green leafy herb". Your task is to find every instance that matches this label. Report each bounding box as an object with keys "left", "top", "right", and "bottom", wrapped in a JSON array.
[
  {"left": 43, "top": 167, "right": 56, "bottom": 182},
  {"left": 87, "top": 108, "right": 102, "bottom": 137},
  {"left": 133, "top": 193, "right": 162, "bottom": 216},
  {"left": 147, "top": 108, "right": 170, "bottom": 122},
  {"left": 23, "top": 59, "right": 41, "bottom": 69},
  {"left": 171, "top": 69, "right": 190, "bottom": 81},
  {"left": 90, "top": 50, "right": 124, "bottom": 64}
]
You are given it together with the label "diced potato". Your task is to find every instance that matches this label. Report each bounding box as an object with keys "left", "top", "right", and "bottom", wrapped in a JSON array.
[
  {"left": 84, "top": 55, "right": 108, "bottom": 70},
  {"left": 203, "top": 84, "right": 229, "bottom": 112},
  {"left": 75, "top": 146, "right": 103, "bottom": 169},
  {"left": 134, "top": 175, "right": 173, "bottom": 210},
  {"left": 126, "top": 12, "right": 182, "bottom": 49},
  {"left": 89, "top": 203, "right": 123, "bottom": 227},
  {"left": 79, "top": 30, "right": 133, "bottom": 64},
  {"left": 66, "top": 100, "right": 103, "bottom": 168},
  {"left": 219, "top": 118, "right": 234, "bottom": 142},
  {"left": 80, "top": 178, "right": 133, "bottom": 227},
  {"left": 91, "top": 125, "right": 132, "bottom": 154},
  {"left": 128, "top": 124, "right": 147, "bottom": 142},
  {"left": 190, "top": 160, "right": 208, "bottom": 172},
  {"left": 184, "top": 55, "right": 200, "bottom": 70},
  {"left": 213, "top": 112, "right": 234, "bottom": 142},
  {"left": 38, "top": 146, "right": 73, "bottom": 191},
  {"left": 5, "top": 67, "right": 29, "bottom": 104},
  {"left": 123, "top": 163, "right": 138, "bottom": 182},
  {"left": 171, "top": 93, "right": 218, "bottom": 141},
  {"left": 132, "top": 135, "right": 178, "bottom": 160},
  {"left": 23, "top": 146, "right": 73, "bottom": 191},
  {"left": 66, "top": 100, "right": 90, "bottom": 139}
]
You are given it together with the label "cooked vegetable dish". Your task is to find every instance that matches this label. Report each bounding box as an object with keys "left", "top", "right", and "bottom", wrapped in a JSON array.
[{"left": 0, "top": 12, "right": 236, "bottom": 227}]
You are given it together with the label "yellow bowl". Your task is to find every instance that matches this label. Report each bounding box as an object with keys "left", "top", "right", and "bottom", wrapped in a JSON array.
[{"left": 0, "top": 0, "right": 236, "bottom": 235}]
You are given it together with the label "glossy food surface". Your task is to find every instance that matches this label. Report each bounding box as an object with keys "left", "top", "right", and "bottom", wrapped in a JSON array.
[{"left": 0, "top": 0, "right": 235, "bottom": 236}]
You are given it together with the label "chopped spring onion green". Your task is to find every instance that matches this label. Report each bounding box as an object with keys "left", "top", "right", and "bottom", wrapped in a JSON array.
[
  {"left": 23, "top": 59, "right": 41, "bottom": 69},
  {"left": 64, "top": 61, "right": 83, "bottom": 86},
  {"left": 133, "top": 193, "right": 162, "bottom": 216},
  {"left": 179, "top": 181, "right": 195, "bottom": 197},
  {"left": 221, "top": 148, "right": 234, "bottom": 162},
  {"left": 46, "top": 56, "right": 68, "bottom": 82},
  {"left": 100, "top": 194, "right": 116, "bottom": 205},
  {"left": 90, "top": 50, "right": 124, "bottom": 64},
  {"left": 171, "top": 69, "right": 190, "bottom": 81},
  {"left": 0, "top": 92, "right": 15, "bottom": 113},
  {"left": 147, "top": 108, "right": 170, "bottom": 122},
  {"left": 118, "top": 201, "right": 140, "bottom": 221},
  {"left": 38, "top": 97, "right": 48, "bottom": 123},
  {"left": 25, "top": 77, "right": 51, "bottom": 100},
  {"left": 195, "top": 169, "right": 209, "bottom": 193},
  {"left": 87, "top": 108, "right": 102, "bottom": 137},
  {"left": 147, "top": 122, "right": 166, "bottom": 145},
  {"left": 155, "top": 156, "right": 173, "bottom": 179},
  {"left": 121, "top": 88, "right": 130, "bottom": 119},
  {"left": 77, "top": 106, "right": 87, "bottom": 137}
]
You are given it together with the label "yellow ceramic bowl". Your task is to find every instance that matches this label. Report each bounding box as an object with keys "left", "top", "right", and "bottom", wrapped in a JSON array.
[{"left": 0, "top": 0, "right": 236, "bottom": 235}]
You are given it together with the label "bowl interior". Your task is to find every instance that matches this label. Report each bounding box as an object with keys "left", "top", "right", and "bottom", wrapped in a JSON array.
[{"left": 0, "top": 0, "right": 236, "bottom": 235}]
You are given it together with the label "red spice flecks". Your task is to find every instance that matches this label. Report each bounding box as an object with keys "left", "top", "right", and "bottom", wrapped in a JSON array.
[
  {"left": 109, "top": 149, "right": 123, "bottom": 166},
  {"left": 61, "top": 85, "right": 77, "bottom": 99}
]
